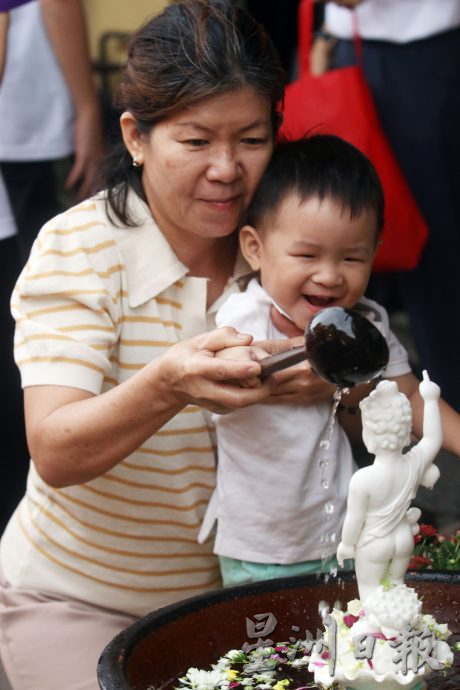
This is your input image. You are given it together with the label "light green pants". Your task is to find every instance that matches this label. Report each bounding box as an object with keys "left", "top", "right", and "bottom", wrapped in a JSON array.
[{"left": 219, "top": 554, "right": 343, "bottom": 587}]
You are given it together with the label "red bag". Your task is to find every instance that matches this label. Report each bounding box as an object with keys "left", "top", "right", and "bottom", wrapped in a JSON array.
[{"left": 279, "top": 0, "right": 428, "bottom": 272}]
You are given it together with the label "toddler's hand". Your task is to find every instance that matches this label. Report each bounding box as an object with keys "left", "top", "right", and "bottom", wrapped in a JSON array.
[
  {"left": 419, "top": 370, "right": 441, "bottom": 401},
  {"left": 266, "top": 360, "right": 336, "bottom": 405}
]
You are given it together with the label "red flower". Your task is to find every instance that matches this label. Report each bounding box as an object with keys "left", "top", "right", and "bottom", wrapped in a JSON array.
[
  {"left": 343, "top": 614, "right": 359, "bottom": 628},
  {"left": 409, "top": 555, "right": 432, "bottom": 570},
  {"left": 419, "top": 524, "right": 438, "bottom": 538}
]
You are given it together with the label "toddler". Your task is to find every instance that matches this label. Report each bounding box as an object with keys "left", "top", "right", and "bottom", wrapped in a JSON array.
[{"left": 199, "top": 135, "right": 459, "bottom": 587}]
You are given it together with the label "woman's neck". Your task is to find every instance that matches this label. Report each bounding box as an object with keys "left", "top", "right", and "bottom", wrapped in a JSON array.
[{"left": 178, "top": 234, "right": 239, "bottom": 308}]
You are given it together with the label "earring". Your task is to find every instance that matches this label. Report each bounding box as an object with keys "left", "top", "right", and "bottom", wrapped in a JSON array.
[{"left": 132, "top": 158, "right": 142, "bottom": 168}]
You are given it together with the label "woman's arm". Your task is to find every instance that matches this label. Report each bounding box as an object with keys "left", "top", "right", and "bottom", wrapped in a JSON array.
[{"left": 26, "top": 328, "right": 270, "bottom": 489}]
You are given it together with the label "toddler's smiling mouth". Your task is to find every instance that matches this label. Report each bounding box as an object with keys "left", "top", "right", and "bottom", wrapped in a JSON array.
[{"left": 305, "top": 295, "right": 336, "bottom": 307}]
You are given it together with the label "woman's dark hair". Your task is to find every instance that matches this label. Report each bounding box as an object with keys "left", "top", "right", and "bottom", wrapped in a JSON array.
[
  {"left": 100, "top": 0, "right": 286, "bottom": 226},
  {"left": 244, "top": 135, "right": 385, "bottom": 239}
]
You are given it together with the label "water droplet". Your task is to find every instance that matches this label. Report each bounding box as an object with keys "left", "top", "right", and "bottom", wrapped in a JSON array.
[
  {"left": 319, "top": 440, "right": 330, "bottom": 450},
  {"left": 321, "top": 478, "right": 330, "bottom": 489},
  {"left": 324, "top": 502, "right": 335, "bottom": 515},
  {"left": 318, "top": 600, "right": 330, "bottom": 619},
  {"left": 321, "top": 532, "right": 335, "bottom": 544}
]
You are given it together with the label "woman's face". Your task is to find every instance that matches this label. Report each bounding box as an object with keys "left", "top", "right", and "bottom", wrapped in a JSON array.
[{"left": 123, "top": 87, "right": 274, "bottom": 256}]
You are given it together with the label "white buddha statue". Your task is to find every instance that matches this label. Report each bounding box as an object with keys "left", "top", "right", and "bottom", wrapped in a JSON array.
[{"left": 337, "top": 371, "right": 442, "bottom": 605}]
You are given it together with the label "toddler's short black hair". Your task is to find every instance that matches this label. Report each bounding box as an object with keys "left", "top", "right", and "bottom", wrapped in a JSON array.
[{"left": 244, "top": 135, "right": 384, "bottom": 238}]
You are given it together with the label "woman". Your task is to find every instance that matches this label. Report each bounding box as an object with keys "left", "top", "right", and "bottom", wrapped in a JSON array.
[{"left": 0, "top": 2, "right": 293, "bottom": 689}]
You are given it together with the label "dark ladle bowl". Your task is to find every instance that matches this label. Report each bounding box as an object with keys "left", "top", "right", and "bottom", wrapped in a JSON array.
[
  {"left": 260, "top": 306, "right": 390, "bottom": 388},
  {"left": 97, "top": 571, "right": 460, "bottom": 690}
]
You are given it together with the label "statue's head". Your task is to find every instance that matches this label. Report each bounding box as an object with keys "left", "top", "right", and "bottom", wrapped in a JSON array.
[{"left": 360, "top": 380, "right": 412, "bottom": 454}]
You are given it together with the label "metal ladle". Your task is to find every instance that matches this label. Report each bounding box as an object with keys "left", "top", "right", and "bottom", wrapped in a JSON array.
[{"left": 260, "top": 306, "right": 390, "bottom": 388}]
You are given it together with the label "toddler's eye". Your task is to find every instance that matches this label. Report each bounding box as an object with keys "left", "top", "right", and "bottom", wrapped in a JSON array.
[
  {"left": 183, "top": 139, "right": 208, "bottom": 147},
  {"left": 241, "top": 137, "right": 269, "bottom": 146}
]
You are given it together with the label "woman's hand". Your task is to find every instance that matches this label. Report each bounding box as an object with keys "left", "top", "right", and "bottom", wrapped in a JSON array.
[
  {"left": 214, "top": 341, "right": 271, "bottom": 389},
  {"left": 158, "top": 327, "right": 271, "bottom": 414}
]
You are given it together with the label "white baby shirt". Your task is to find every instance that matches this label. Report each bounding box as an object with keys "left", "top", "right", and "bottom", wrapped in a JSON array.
[{"left": 200, "top": 279, "right": 411, "bottom": 564}]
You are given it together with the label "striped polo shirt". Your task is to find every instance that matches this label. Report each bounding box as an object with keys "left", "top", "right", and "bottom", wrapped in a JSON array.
[{"left": 1, "top": 190, "right": 250, "bottom": 616}]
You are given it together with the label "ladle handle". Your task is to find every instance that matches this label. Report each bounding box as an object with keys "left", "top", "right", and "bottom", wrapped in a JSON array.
[{"left": 259, "top": 345, "right": 307, "bottom": 378}]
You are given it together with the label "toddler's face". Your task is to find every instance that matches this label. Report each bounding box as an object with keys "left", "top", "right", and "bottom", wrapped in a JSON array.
[{"left": 240, "top": 193, "right": 378, "bottom": 331}]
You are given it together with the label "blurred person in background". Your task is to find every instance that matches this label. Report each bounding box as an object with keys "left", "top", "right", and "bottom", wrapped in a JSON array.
[
  {"left": 316, "top": 0, "right": 460, "bottom": 412},
  {"left": 0, "top": 0, "right": 104, "bottom": 262},
  {"left": 0, "top": 0, "right": 104, "bottom": 534}
]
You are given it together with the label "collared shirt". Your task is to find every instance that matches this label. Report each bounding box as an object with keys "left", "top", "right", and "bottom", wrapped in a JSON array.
[{"left": 1, "top": 189, "right": 251, "bottom": 616}]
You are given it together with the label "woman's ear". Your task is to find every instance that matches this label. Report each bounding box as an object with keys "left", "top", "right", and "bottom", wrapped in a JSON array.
[
  {"left": 239, "top": 225, "right": 263, "bottom": 271},
  {"left": 119, "top": 112, "right": 145, "bottom": 166}
]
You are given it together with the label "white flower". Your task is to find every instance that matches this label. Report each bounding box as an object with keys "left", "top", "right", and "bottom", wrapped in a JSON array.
[
  {"left": 225, "top": 650, "right": 245, "bottom": 661},
  {"left": 183, "top": 668, "right": 230, "bottom": 690},
  {"left": 290, "top": 656, "right": 310, "bottom": 667},
  {"left": 421, "top": 614, "right": 451, "bottom": 639},
  {"left": 421, "top": 614, "right": 436, "bottom": 628},
  {"left": 330, "top": 608, "right": 344, "bottom": 625},
  {"left": 433, "top": 639, "right": 454, "bottom": 666},
  {"left": 436, "top": 623, "right": 451, "bottom": 639},
  {"left": 346, "top": 599, "right": 363, "bottom": 617},
  {"left": 253, "top": 674, "right": 276, "bottom": 683},
  {"left": 252, "top": 647, "right": 274, "bottom": 658},
  {"left": 213, "top": 658, "right": 231, "bottom": 670}
]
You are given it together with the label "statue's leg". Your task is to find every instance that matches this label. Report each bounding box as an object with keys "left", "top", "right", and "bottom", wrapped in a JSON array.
[
  {"left": 390, "top": 520, "right": 415, "bottom": 582},
  {"left": 354, "top": 549, "right": 388, "bottom": 602},
  {"left": 389, "top": 554, "right": 411, "bottom": 583}
]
